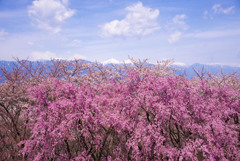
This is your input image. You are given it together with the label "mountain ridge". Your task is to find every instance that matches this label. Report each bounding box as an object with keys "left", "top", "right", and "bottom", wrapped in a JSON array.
[{"left": 0, "top": 60, "right": 239, "bottom": 81}]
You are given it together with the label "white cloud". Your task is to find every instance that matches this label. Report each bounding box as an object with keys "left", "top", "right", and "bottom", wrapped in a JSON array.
[
  {"left": 166, "top": 14, "right": 188, "bottom": 44},
  {"left": 203, "top": 10, "right": 213, "bottom": 19},
  {"left": 101, "top": 2, "right": 160, "bottom": 38},
  {"left": 212, "top": 4, "right": 235, "bottom": 14},
  {"left": 30, "top": 51, "right": 58, "bottom": 60},
  {"left": 0, "top": 29, "right": 8, "bottom": 40},
  {"left": 166, "top": 14, "right": 188, "bottom": 31},
  {"left": 28, "top": 0, "right": 75, "bottom": 33},
  {"left": 168, "top": 31, "right": 182, "bottom": 44},
  {"left": 204, "top": 4, "right": 235, "bottom": 19}
]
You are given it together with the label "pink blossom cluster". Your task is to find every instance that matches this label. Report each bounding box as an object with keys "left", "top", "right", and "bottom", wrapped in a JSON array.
[{"left": 19, "top": 71, "right": 240, "bottom": 160}]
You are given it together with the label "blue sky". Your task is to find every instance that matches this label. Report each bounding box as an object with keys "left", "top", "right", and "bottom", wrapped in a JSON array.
[{"left": 0, "top": 0, "right": 240, "bottom": 66}]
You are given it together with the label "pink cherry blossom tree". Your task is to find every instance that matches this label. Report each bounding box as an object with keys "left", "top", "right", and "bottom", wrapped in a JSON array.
[
  {"left": 1, "top": 58, "right": 239, "bottom": 160},
  {"left": 19, "top": 70, "right": 239, "bottom": 160}
]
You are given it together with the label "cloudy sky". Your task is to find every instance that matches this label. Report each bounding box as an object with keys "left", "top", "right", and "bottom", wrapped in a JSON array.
[{"left": 0, "top": 0, "right": 240, "bottom": 65}]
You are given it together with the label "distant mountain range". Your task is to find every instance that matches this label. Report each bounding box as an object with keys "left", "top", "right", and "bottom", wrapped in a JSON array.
[
  {"left": 171, "top": 63, "right": 240, "bottom": 78},
  {"left": 0, "top": 60, "right": 239, "bottom": 82}
]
